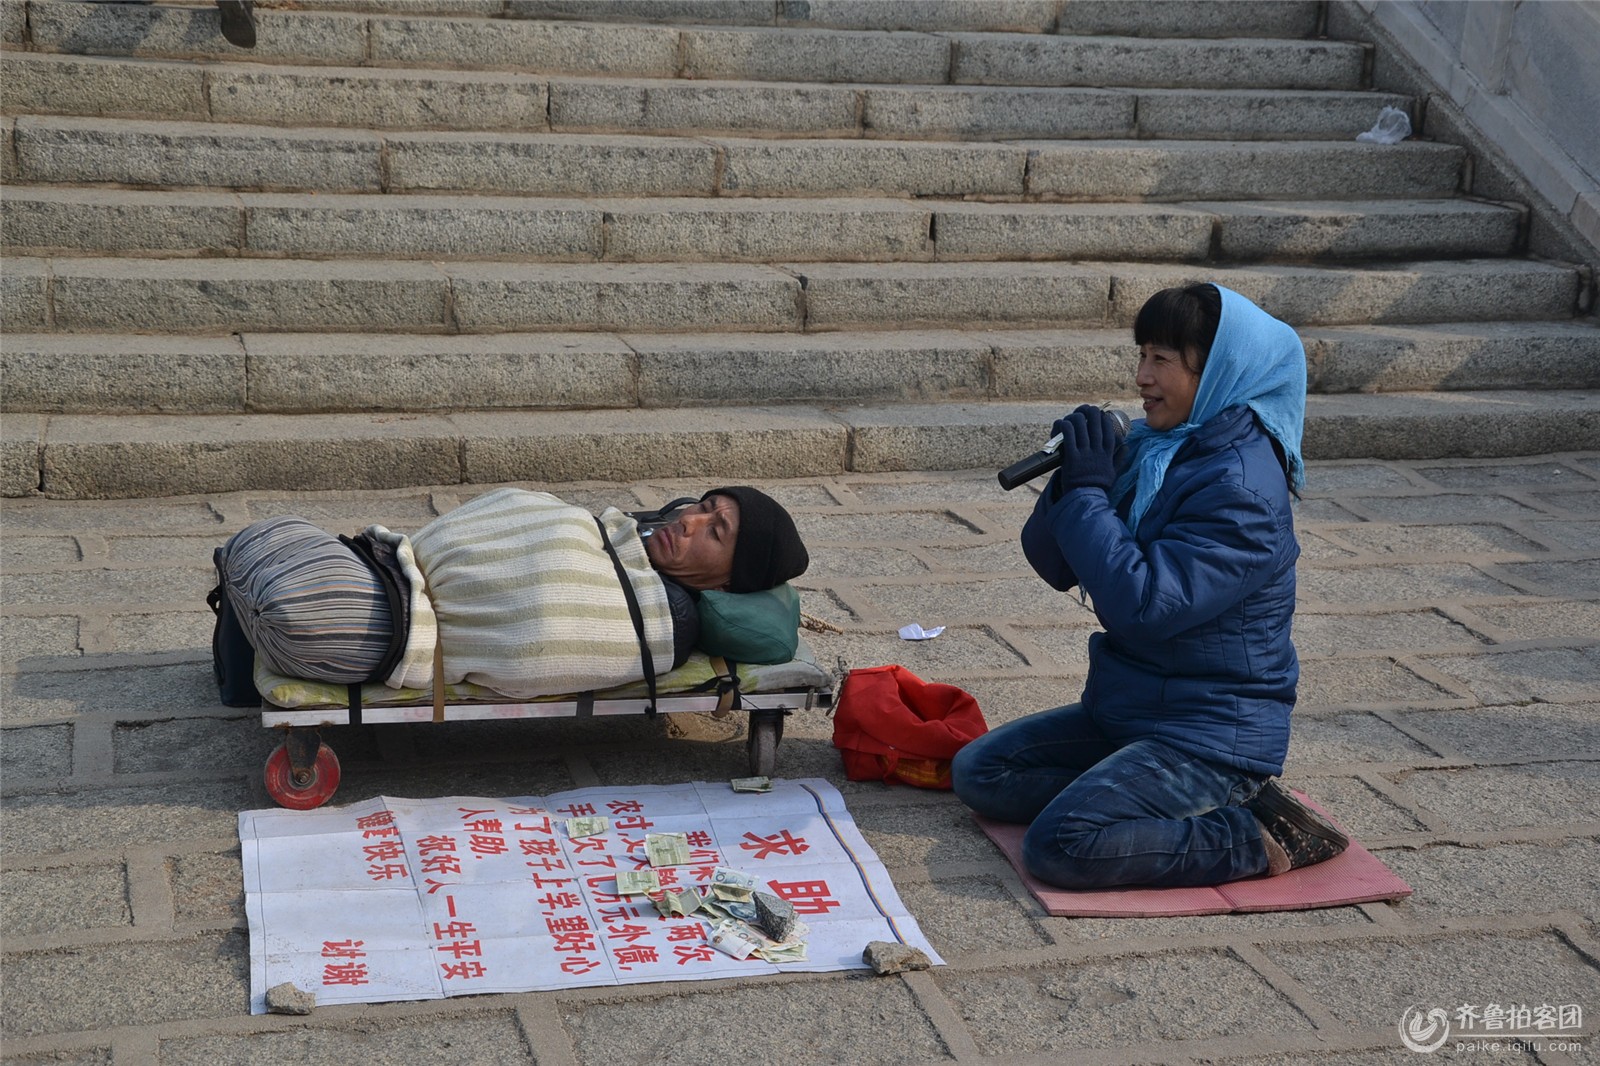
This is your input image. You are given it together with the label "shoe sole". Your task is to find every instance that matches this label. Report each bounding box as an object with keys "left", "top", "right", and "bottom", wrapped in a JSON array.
[{"left": 1253, "top": 781, "right": 1350, "bottom": 849}]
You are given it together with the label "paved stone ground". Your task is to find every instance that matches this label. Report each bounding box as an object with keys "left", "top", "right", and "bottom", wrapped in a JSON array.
[{"left": 2, "top": 454, "right": 1597, "bottom": 1065}]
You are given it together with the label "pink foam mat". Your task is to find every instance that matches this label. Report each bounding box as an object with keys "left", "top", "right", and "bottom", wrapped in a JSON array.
[{"left": 975, "top": 793, "right": 1412, "bottom": 918}]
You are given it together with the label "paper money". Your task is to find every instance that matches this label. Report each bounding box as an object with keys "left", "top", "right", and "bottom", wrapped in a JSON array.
[
  {"left": 756, "top": 940, "right": 809, "bottom": 964},
  {"left": 708, "top": 918, "right": 763, "bottom": 961},
  {"left": 653, "top": 888, "right": 704, "bottom": 918},
  {"left": 645, "top": 832, "right": 691, "bottom": 868},
  {"left": 565, "top": 815, "right": 609, "bottom": 838},
  {"left": 753, "top": 891, "right": 799, "bottom": 942},
  {"left": 709, "top": 866, "right": 758, "bottom": 901},
  {"left": 730, "top": 776, "right": 772, "bottom": 793},
  {"left": 614, "top": 869, "right": 660, "bottom": 896}
]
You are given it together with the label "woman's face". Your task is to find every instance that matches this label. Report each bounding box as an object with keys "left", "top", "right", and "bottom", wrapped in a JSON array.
[
  {"left": 1136, "top": 343, "right": 1203, "bottom": 431},
  {"left": 644, "top": 495, "right": 740, "bottom": 590}
]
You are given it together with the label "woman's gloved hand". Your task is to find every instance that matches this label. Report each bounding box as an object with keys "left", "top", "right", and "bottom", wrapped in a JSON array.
[{"left": 1045, "top": 404, "right": 1120, "bottom": 500}]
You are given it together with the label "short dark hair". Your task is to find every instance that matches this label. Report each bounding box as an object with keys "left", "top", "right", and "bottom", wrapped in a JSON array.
[{"left": 1133, "top": 284, "right": 1221, "bottom": 376}]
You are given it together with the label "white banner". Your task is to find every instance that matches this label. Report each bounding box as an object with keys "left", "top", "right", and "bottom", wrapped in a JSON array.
[{"left": 240, "top": 779, "right": 941, "bottom": 1011}]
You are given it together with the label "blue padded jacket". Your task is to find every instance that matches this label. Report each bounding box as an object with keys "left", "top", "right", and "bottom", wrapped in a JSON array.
[{"left": 1021, "top": 404, "right": 1299, "bottom": 776}]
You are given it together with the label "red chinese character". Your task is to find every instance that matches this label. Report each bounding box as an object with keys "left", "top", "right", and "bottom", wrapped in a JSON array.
[
  {"left": 433, "top": 921, "right": 477, "bottom": 940},
  {"left": 546, "top": 915, "right": 591, "bottom": 934},
  {"left": 607, "top": 800, "right": 645, "bottom": 814},
  {"left": 739, "top": 829, "right": 809, "bottom": 859},
  {"left": 322, "top": 962, "right": 370, "bottom": 985},
  {"left": 656, "top": 868, "right": 681, "bottom": 887},
  {"left": 613, "top": 945, "right": 659, "bottom": 968},
  {"left": 360, "top": 825, "right": 400, "bottom": 839},
  {"left": 355, "top": 811, "right": 396, "bottom": 829},
  {"left": 422, "top": 854, "right": 462, "bottom": 875},
  {"left": 537, "top": 891, "right": 583, "bottom": 911},
  {"left": 687, "top": 848, "right": 720, "bottom": 865},
  {"left": 673, "top": 944, "right": 717, "bottom": 964},
  {"left": 612, "top": 815, "right": 655, "bottom": 833},
  {"left": 362, "top": 840, "right": 406, "bottom": 862},
  {"left": 414, "top": 834, "right": 457, "bottom": 854},
  {"left": 456, "top": 807, "right": 495, "bottom": 820},
  {"left": 570, "top": 836, "right": 607, "bottom": 853},
  {"left": 665, "top": 923, "right": 707, "bottom": 943},
  {"left": 556, "top": 803, "right": 597, "bottom": 817},
  {"left": 524, "top": 857, "right": 567, "bottom": 872},
  {"left": 463, "top": 818, "right": 504, "bottom": 835},
  {"left": 467, "top": 834, "right": 507, "bottom": 856},
  {"left": 769, "top": 879, "right": 843, "bottom": 915},
  {"left": 559, "top": 955, "right": 602, "bottom": 975},
  {"left": 437, "top": 939, "right": 483, "bottom": 959},
  {"left": 577, "top": 854, "right": 618, "bottom": 869},
  {"left": 552, "top": 930, "right": 597, "bottom": 953},
  {"left": 513, "top": 817, "right": 553, "bottom": 834},
  {"left": 605, "top": 922, "right": 651, "bottom": 943},
  {"left": 689, "top": 865, "right": 716, "bottom": 882},
  {"left": 685, "top": 830, "right": 713, "bottom": 848},
  {"left": 320, "top": 938, "right": 366, "bottom": 958},
  {"left": 508, "top": 805, "right": 546, "bottom": 816},
  {"left": 519, "top": 838, "right": 560, "bottom": 856},
  {"left": 421, "top": 877, "right": 453, "bottom": 895},
  {"left": 441, "top": 961, "right": 488, "bottom": 980},
  {"left": 597, "top": 905, "right": 645, "bottom": 923},
  {"left": 527, "top": 873, "right": 574, "bottom": 889},
  {"left": 366, "top": 863, "right": 410, "bottom": 881}
]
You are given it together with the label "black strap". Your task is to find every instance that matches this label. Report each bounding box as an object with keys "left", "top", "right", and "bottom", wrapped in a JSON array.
[
  {"left": 594, "top": 516, "right": 658, "bottom": 716},
  {"left": 346, "top": 683, "right": 363, "bottom": 727},
  {"left": 339, "top": 533, "right": 409, "bottom": 685}
]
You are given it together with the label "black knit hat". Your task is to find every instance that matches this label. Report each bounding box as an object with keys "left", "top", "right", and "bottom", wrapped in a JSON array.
[{"left": 702, "top": 487, "right": 809, "bottom": 593}]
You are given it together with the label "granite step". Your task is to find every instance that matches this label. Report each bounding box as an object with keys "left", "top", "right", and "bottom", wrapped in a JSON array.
[
  {"left": 2, "top": 51, "right": 1411, "bottom": 142},
  {"left": 4, "top": 117, "right": 1467, "bottom": 201},
  {"left": 8, "top": 390, "right": 1597, "bottom": 499},
  {"left": 1, "top": 187, "right": 1523, "bottom": 264},
  {"left": 19, "top": 3, "right": 1361, "bottom": 88},
  {"left": 6, "top": 322, "right": 1598, "bottom": 417},
  {"left": 5, "top": 256, "right": 1580, "bottom": 336}
]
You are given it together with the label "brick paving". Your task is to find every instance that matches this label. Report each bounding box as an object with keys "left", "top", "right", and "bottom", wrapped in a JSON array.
[{"left": 2, "top": 455, "right": 1598, "bottom": 1065}]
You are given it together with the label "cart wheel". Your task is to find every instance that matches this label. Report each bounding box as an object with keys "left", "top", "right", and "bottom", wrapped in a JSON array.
[
  {"left": 748, "top": 717, "right": 779, "bottom": 777},
  {"left": 264, "top": 742, "right": 341, "bottom": 810}
]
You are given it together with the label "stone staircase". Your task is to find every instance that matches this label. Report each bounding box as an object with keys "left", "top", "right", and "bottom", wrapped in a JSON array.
[{"left": 3, "top": 0, "right": 1597, "bottom": 499}]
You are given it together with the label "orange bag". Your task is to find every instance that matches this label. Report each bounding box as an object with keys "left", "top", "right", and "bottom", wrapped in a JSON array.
[{"left": 831, "top": 665, "right": 989, "bottom": 788}]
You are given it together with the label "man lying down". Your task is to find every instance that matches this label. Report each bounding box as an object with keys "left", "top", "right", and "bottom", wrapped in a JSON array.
[{"left": 218, "top": 486, "right": 810, "bottom": 701}]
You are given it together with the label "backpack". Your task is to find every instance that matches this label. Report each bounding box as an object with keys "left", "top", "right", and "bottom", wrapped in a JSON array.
[{"left": 831, "top": 665, "right": 988, "bottom": 788}]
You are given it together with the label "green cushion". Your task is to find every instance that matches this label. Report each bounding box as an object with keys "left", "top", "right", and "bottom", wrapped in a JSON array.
[{"left": 695, "top": 584, "right": 801, "bottom": 665}]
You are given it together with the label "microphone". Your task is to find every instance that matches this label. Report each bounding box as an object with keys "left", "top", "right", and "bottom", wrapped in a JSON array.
[{"left": 997, "top": 406, "right": 1132, "bottom": 491}]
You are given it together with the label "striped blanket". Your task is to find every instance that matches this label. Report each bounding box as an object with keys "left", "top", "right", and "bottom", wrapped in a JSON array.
[{"left": 379, "top": 488, "right": 674, "bottom": 699}]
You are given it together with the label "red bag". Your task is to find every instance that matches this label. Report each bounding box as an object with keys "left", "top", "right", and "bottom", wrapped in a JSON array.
[{"left": 831, "top": 665, "right": 989, "bottom": 788}]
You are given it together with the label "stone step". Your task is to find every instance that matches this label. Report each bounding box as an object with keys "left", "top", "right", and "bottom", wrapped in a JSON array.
[
  {"left": 1, "top": 187, "right": 1522, "bottom": 264},
  {"left": 21, "top": 3, "right": 1361, "bottom": 88},
  {"left": 7, "top": 322, "right": 1598, "bottom": 416},
  {"left": 8, "top": 390, "right": 1596, "bottom": 499},
  {"left": 5, "top": 116, "right": 1467, "bottom": 200},
  {"left": 3, "top": 50, "right": 1410, "bottom": 142},
  {"left": 6, "top": 256, "right": 1579, "bottom": 336},
  {"left": 502, "top": 0, "right": 1323, "bottom": 38}
]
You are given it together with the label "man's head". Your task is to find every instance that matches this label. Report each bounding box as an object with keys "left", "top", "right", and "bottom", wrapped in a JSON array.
[{"left": 642, "top": 486, "right": 809, "bottom": 593}]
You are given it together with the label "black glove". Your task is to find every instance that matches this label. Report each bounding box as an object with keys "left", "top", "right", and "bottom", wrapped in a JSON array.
[{"left": 1046, "top": 404, "right": 1119, "bottom": 498}]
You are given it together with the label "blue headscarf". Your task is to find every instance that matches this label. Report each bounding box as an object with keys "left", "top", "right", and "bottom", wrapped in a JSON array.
[{"left": 1111, "top": 285, "right": 1307, "bottom": 534}]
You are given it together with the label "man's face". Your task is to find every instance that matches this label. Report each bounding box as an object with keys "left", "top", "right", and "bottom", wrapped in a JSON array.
[
  {"left": 1136, "top": 342, "right": 1203, "bottom": 431},
  {"left": 644, "top": 495, "right": 740, "bottom": 590}
]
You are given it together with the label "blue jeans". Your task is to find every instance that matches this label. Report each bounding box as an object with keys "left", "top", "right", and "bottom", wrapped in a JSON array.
[{"left": 952, "top": 703, "right": 1272, "bottom": 889}]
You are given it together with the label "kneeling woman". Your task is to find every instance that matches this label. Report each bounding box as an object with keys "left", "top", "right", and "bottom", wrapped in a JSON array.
[{"left": 953, "top": 284, "right": 1345, "bottom": 889}]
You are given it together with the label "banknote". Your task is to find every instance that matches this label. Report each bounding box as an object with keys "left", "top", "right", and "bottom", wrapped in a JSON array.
[
  {"left": 653, "top": 888, "right": 705, "bottom": 918},
  {"left": 709, "top": 866, "right": 759, "bottom": 901},
  {"left": 756, "top": 940, "right": 809, "bottom": 964},
  {"left": 729, "top": 776, "right": 773, "bottom": 793},
  {"left": 645, "top": 832, "right": 691, "bottom": 868},
  {"left": 614, "top": 869, "right": 660, "bottom": 896},
  {"left": 708, "top": 918, "right": 763, "bottom": 961},
  {"left": 703, "top": 897, "right": 758, "bottom": 923},
  {"left": 565, "top": 815, "right": 609, "bottom": 838}
]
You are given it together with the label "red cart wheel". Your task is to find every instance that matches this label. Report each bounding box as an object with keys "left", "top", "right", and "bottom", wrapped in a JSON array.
[{"left": 264, "top": 742, "right": 341, "bottom": 810}]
